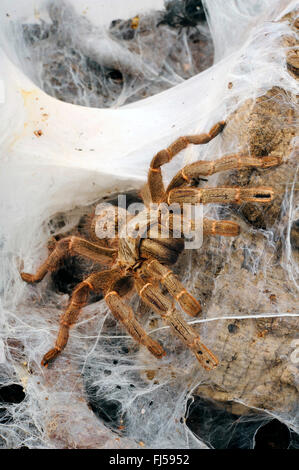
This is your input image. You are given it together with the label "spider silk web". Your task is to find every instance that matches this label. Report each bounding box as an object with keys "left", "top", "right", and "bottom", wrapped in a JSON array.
[{"left": 0, "top": 0, "right": 298, "bottom": 449}]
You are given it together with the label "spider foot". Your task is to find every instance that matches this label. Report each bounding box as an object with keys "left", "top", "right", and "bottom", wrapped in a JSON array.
[
  {"left": 147, "top": 341, "right": 166, "bottom": 359},
  {"left": 209, "top": 120, "right": 226, "bottom": 138},
  {"left": 20, "top": 272, "right": 36, "bottom": 284},
  {"left": 192, "top": 339, "right": 219, "bottom": 370},
  {"left": 41, "top": 347, "right": 61, "bottom": 367}
]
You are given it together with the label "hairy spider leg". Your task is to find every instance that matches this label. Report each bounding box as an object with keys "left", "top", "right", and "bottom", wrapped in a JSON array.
[
  {"left": 202, "top": 218, "right": 240, "bottom": 236},
  {"left": 166, "top": 214, "right": 240, "bottom": 237},
  {"left": 41, "top": 268, "right": 122, "bottom": 367},
  {"left": 21, "top": 236, "right": 117, "bottom": 284},
  {"left": 135, "top": 274, "right": 218, "bottom": 370},
  {"left": 168, "top": 186, "right": 274, "bottom": 205},
  {"left": 147, "top": 121, "right": 226, "bottom": 203},
  {"left": 166, "top": 153, "right": 282, "bottom": 193}
]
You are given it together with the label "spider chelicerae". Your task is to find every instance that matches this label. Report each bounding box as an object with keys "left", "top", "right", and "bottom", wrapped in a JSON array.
[{"left": 21, "top": 120, "right": 280, "bottom": 369}]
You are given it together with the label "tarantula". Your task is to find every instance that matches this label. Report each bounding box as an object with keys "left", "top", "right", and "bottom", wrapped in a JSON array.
[{"left": 21, "top": 121, "right": 280, "bottom": 370}]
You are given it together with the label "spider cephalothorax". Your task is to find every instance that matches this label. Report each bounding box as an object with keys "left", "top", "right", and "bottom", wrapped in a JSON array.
[{"left": 21, "top": 121, "right": 281, "bottom": 370}]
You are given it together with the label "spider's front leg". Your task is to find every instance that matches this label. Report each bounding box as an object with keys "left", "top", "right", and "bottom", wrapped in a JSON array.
[
  {"left": 166, "top": 153, "right": 282, "bottom": 192},
  {"left": 167, "top": 213, "right": 240, "bottom": 237},
  {"left": 167, "top": 186, "right": 274, "bottom": 206},
  {"left": 142, "top": 259, "right": 201, "bottom": 317},
  {"left": 135, "top": 274, "right": 218, "bottom": 370},
  {"left": 147, "top": 121, "right": 226, "bottom": 203}
]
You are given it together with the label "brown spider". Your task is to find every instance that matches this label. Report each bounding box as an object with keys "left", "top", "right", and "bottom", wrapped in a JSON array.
[{"left": 20, "top": 121, "right": 281, "bottom": 370}]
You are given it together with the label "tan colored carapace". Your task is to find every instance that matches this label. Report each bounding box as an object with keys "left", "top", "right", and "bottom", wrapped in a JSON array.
[{"left": 21, "top": 121, "right": 281, "bottom": 370}]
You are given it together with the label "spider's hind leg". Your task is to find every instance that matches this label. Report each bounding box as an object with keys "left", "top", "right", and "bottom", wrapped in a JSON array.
[
  {"left": 41, "top": 279, "right": 91, "bottom": 367},
  {"left": 41, "top": 268, "right": 121, "bottom": 367},
  {"left": 148, "top": 121, "right": 226, "bottom": 203},
  {"left": 21, "top": 236, "right": 117, "bottom": 284},
  {"left": 104, "top": 287, "right": 166, "bottom": 359}
]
